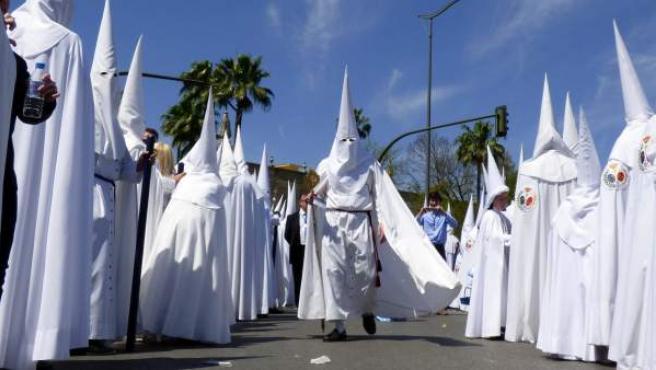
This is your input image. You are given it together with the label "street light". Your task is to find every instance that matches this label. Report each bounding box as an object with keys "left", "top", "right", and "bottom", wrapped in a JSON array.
[{"left": 418, "top": 0, "right": 461, "bottom": 203}]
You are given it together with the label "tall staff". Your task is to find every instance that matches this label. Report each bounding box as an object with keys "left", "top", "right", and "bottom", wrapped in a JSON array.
[{"left": 126, "top": 136, "right": 156, "bottom": 352}]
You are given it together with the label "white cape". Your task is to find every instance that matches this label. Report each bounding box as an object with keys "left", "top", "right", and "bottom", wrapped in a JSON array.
[
  {"left": 537, "top": 191, "right": 600, "bottom": 361},
  {"left": 0, "top": 13, "right": 93, "bottom": 370},
  {"left": 139, "top": 197, "right": 232, "bottom": 344},
  {"left": 298, "top": 163, "right": 460, "bottom": 320}
]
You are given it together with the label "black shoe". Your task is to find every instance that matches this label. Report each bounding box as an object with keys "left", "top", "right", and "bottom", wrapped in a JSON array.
[
  {"left": 362, "top": 313, "right": 376, "bottom": 335},
  {"left": 88, "top": 340, "right": 117, "bottom": 355},
  {"left": 323, "top": 329, "right": 347, "bottom": 342}
]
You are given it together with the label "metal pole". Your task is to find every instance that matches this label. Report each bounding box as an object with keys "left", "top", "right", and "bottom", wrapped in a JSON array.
[
  {"left": 125, "top": 136, "right": 156, "bottom": 352},
  {"left": 425, "top": 19, "right": 433, "bottom": 204}
]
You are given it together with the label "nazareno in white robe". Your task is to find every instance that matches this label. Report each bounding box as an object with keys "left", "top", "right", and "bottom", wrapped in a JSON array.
[
  {"left": 465, "top": 209, "right": 511, "bottom": 338},
  {"left": 139, "top": 93, "right": 232, "bottom": 344},
  {"left": 0, "top": 2, "right": 93, "bottom": 368},
  {"left": 537, "top": 188, "right": 600, "bottom": 361},
  {"left": 299, "top": 162, "right": 460, "bottom": 320},
  {"left": 608, "top": 118, "right": 656, "bottom": 369},
  {"left": 225, "top": 174, "right": 268, "bottom": 320}
]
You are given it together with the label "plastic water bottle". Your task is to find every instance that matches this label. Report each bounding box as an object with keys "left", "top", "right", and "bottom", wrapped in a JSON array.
[{"left": 22, "top": 62, "right": 47, "bottom": 119}]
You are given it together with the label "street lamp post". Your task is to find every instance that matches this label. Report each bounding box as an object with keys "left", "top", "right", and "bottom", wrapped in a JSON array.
[{"left": 418, "top": 0, "right": 461, "bottom": 203}]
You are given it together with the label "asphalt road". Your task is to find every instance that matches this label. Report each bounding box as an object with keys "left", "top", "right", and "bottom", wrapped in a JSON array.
[{"left": 44, "top": 311, "right": 613, "bottom": 370}]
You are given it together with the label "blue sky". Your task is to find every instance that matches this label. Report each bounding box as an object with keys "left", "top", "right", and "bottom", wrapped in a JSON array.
[{"left": 29, "top": 0, "right": 656, "bottom": 168}]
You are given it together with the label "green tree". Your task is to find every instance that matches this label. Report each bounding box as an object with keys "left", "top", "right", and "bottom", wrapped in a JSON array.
[
  {"left": 214, "top": 54, "right": 274, "bottom": 132},
  {"left": 353, "top": 108, "right": 371, "bottom": 139},
  {"left": 161, "top": 55, "right": 273, "bottom": 158},
  {"left": 456, "top": 121, "right": 506, "bottom": 197},
  {"left": 161, "top": 61, "right": 216, "bottom": 157}
]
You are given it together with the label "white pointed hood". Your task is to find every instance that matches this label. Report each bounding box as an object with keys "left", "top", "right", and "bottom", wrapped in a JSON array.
[
  {"left": 532, "top": 75, "right": 571, "bottom": 158},
  {"left": 475, "top": 187, "right": 485, "bottom": 228},
  {"left": 273, "top": 195, "right": 285, "bottom": 215},
  {"left": 562, "top": 92, "right": 578, "bottom": 154},
  {"left": 323, "top": 67, "right": 374, "bottom": 196},
  {"left": 118, "top": 36, "right": 147, "bottom": 153},
  {"left": 614, "top": 20, "right": 653, "bottom": 124},
  {"left": 576, "top": 108, "right": 601, "bottom": 189},
  {"left": 10, "top": 0, "right": 73, "bottom": 58},
  {"left": 554, "top": 107, "right": 601, "bottom": 250},
  {"left": 484, "top": 146, "right": 509, "bottom": 209},
  {"left": 461, "top": 195, "right": 475, "bottom": 238},
  {"left": 91, "top": 0, "right": 127, "bottom": 160},
  {"left": 173, "top": 92, "right": 224, "bottom": 209},
  {"left": 257, "top": 145, "right": 270, "bottom": 198},
  {"left": 219, "top": 134, "right": 239, "bottom": 183},
  {"left": 518, "top": 144, "right": 525, "bottom": 167},
  {"left": 286, "top": 181, "right": 298, "bottom": 215},
  {"left": 233, "top": 125, "right": 249, "bottom": 174},
  {"left": 180, "top": 91, "right": 219, "bottom": 174},
  {"left": 446, "top": 203, "right": 455, "bottom": 233}
]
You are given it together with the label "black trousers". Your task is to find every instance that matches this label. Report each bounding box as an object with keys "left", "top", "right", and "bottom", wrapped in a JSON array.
[
  {"left": 433, "top": 242, "right": 446, "bottom": 261},
  {"left": 0, "top": 167, "right": 17, "bottom": 303},
  {"left": 292, "top": 262, "right": 303, "bottom": 307}
]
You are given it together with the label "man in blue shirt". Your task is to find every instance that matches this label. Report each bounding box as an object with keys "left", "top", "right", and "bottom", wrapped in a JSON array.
[{"left": 417, "top": 192, "right": 458, "bottom": 260}]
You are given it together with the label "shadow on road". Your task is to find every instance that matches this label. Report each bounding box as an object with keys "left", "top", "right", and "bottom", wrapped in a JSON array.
[{"left": 39, "top": 356, "right": 266, "bottom": 370}]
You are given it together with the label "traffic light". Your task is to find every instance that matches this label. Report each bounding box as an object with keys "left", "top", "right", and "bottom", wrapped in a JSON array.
[{"left": 495, "top": 105, "right": 509, "bottom": 138}]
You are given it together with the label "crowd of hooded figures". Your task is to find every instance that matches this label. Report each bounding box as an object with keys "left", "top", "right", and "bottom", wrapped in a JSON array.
[
  {"left": 451, "top": 20, "right": 656, "bottom": 370},
  {"left": 0, "top": 1, "right": 655, "bottom": 370}
]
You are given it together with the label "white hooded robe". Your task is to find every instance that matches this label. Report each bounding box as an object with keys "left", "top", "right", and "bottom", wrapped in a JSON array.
[
  {"left": 140, "top": 93, "right": 232, "bottom": 344},
  {"left": 0, "top": 1, "right": 93, "bottom": 368},
  {"left": 505, "top": 76, "right": 576, "bottom": 343}
]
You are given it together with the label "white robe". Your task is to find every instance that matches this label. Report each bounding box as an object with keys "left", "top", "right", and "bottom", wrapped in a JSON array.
[
  {"left": 275, "top": 214, "right": 294, "bottom": 307},
  {"left": 140, "top": 182, "right": 232, "bottom": 344},
  {"left": 445, "top": 231, "right": 459, "bottom": 271},
  {"left": 504, "top": 150, "right": 575, "bottom": 343},
  {"left": 505, "top": 150, "right": 576, "bottom": 343},
  {"left": 454, "top": 227, "right": 478, "bottom": 312},
  {"left": 225, "top": 175, "right": 267, "bottom": 320},
  {"left": 587, "top": 122, "right": 644, "bottom": 346},
  {"left": 0, "top": 23, "right": 93, "bottom": 370},
  {"left": 90, "top": 153, "right": 140, "bottom": 339},
  {"left": 608, "top": 148, "right": 656, "bottom": 369},
  {"left": 257, "top": 199, "right": 274, "bottom": 313},
  {"left": 537, "top": 190, "right": 600, "bottom": 361},
  {"left": 299, "top": 162, "right": 460, "bottom": 320},
  {"left": 0, "top": 29, "right": 15, "bottom": 219},
  {"left": 465, "top": 210, "right": 511, "bottom": 338}
]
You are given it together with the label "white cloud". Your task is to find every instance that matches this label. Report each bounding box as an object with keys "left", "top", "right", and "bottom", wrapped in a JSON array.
[
  {"left": 266, "top": 3, "right": 281, "bottom": 30},
  {"left": 387, "top": 68, "right": 403, "bottom": 91},
  {"left": 301, "top": 0, "right": 341, "bottom": 58},
  {"left": 386, "top": 85, "right": 462, "bottom": 121},
  {"left": 469, "top": 0, "right": 581, "bottom": 57}
]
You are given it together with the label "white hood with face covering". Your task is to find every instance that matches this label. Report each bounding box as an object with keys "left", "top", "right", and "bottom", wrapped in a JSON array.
[
  {"left": 10, "top": 0, "right": 74, "bottom": 58},
  {"left": 319, "top": 67, "right": 375, "bottom": 209}
]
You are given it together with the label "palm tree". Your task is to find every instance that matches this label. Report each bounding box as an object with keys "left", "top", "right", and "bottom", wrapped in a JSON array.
[
  {"left": 353, "top": 108, "right": 372, "bottom": 139},
  {"left": 456, "top": 120, "right": 505, "bottom": 197},
  {"left": 161, "top": 61, "right": 217, "bottom": 158},
  {"left": 161, "top": 56, "right": 273, "bottom": 157},
  {"left": 213, "top": 54, "right": 274, "bottom": 133}
]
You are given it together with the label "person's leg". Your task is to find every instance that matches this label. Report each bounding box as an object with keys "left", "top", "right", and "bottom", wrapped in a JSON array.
[
  {"left": 292, "top": 262, "right": 302, "bottom": 307},
  {"left": 435, "top": 243, "right": 446, "bottom": 260},
  {"left": 323, "top": 320, "right": 347, "bottom": 341},
  {"left": 0, "top": 169, "right": 18, "bottom": 303}
]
